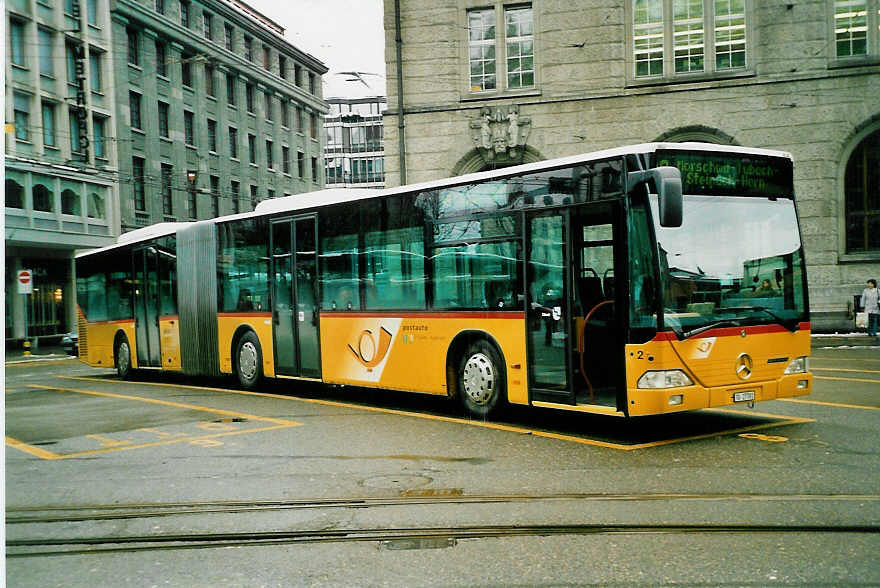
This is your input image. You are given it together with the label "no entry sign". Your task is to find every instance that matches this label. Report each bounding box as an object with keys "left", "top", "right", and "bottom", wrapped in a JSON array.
[{"left": 17, "top": 269, "right": 33, "bottom": 294}]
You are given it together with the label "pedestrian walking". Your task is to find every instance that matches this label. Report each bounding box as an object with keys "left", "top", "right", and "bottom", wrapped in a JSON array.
[{"left": 860, "top": 279, "right": 879, "bottom": 337}]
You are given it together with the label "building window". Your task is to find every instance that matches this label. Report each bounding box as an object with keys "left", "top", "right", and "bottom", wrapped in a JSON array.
[
  {"left": 281, "top": 101, "right": 289, "bottom": 127},
  {"left": 311, "top": 157, "right": 319, "bottom": 183},
  {"left": 228, "top": 126, "right": 238, "bottom": 158},
  {"left": 155, "top": 0, "right": 164, "bottom": 14},
  {"left": 180, "top": 1, "right": 189, "bottom": 27},
  {"left": 181, "top": 54, "right": 193, "bottom": 87},
  {"left": 127, "top": 28, "right": 139, "bottom": 66},
  {"left": 87, "top": 0, "right": 98, "bottom": 26},
  {"left": 248, "top": 133, "right": 256, "bottom": 164},
  {"left": 203, "top": 12, "right": 213, "bottom": 40},
  {"left": 130, "top": 92, "right": 142, "bottom": 129},
  {"left": 184, "top": 111, "right": 195, "bottom": 146},
  {"left": 205, "top": 64, "right": 215, "bottom": 96},
  {"left": 62, "top": 189, "right": 81, "bottom": 215},
  {"left": 297, "top": 151, "right": 305, "bottom": 178},
  {"left": 187, "top": 170, "right": 198, "bottom": 218},
  {"left": 296, "top": 106, "right": 304, "bottom": 133},
  {"left": 263, "top": 45, "right": 271, "bottom": 70},
  {"left": 89, "top": 51, "right": 102, "bottom": 91},
  {"left": 834, "top": 0, "right": 880, "bottom": 58},
  {"left": 250, "top": 184, "right": 258, "bottom": 208},
  {"left": 279, "top": 55, "right": 287, "bottom": 79},
  {"left": 226, "top": 73, "right": 236, "bottom": 106},
  {"left": 231, "top": 180, "right": 240, "bottom": 214},
  {"left": 210, "top": 175, "right": 220, "bottom": 217},
  {"left": 207, "top": 119, "right": 217, "bottom": 152},
  {"left": 14, "top": 93, "right": 30, "bottom": 141},
  {"left": 225, "top": 23, "right": 234, "bottom": 51},
  {"left": 161, "top": 163, "right": 174, "bottom": 216},
  {"left": 310, "top": 113, "right": 317, "bottom": 139},
  {"left": 6, "top": 180, "right": 24, "bottom": 208},
  {"left": 282, "top": 146, "right": 290, "bottom": 174},
  {"left": 133, "top": 156, "right": 146, "bottom": 211},
  {"left": 42, "top": 102, "right": 56, "bottom": 147},
  {"left": 69, "top": 110, "right": 84, "bottom": 155},
  {"left": 38, "top": 29, "right": 54, "bottom": 77},
  {"left": 265, "top": 92, "right": 273, "bottom": 121},
  {"left": 246, "top": 84, "right": 255, "bottom": 113},
  {"left": 33, "top": 184, "right": 53, "bottom": 212},
  {"left": 266, "top": 139, "right": 274, "bottom": 169},
  {"left": 244, "top": 36, "right": 253, "bottom": 61},
  {"left": 631, "top": 0, "right": 748, "bottom": 80},
  {"left": 309, "top": 72, "right": 316, "bottom": 94},
  {"left": 93, "top": 116, "right": 106, "bottom": 159},
  {"left": 158, "top": 101, "right": 170, "bottom": 138},
  {"left": 468, "top": 5, "right": 534, "bottom": 93},
  {"left": 10, "top": 20, "right": 25, "bottom": 67},
  {"left": 156, "top": 41, "right": 167, "bottom": 77},
  {"left": 295, "top": 64, "right": 302, "bottom": 86},
  {"left": 844, "top": 128, "right": 880, "bottom": 253},
  {"left": 88, "top": 191, "right": 105, "bottom": 219}
]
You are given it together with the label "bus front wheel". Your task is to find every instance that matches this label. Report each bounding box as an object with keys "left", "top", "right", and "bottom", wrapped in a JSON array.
[
  {"left": 235, "top": 331, "right": 263, "bottom": 390},
  {"left": 115, "top": 336, "right": 133, "bottom": 380},
  {"left": 457, "top": 340, "right": 505, "bottom": 418}
]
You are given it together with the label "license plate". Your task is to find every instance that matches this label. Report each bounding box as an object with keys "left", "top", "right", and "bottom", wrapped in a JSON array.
[{"left": 733, "top": 390, "right": 756, "bottom": 403}]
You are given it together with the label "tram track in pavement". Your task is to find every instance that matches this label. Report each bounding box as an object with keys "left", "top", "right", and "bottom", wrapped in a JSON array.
[{"left": 8, "top": 493, "right": 880, "bottom": 557}]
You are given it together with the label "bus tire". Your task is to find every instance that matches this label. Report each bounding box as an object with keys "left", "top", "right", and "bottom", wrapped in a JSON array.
[
  {"left": 235, "top": 331, "right": 263, "bottom": 390},
  {"left": 457, "top": 339, "right": 505, "bottom": 419},
  {"left": 115, "top": 336, "right": 133, "bottom": 380}
]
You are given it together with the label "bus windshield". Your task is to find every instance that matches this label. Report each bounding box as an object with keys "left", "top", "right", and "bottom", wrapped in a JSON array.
[{"left": 649, "top": 193, "right": 808, "bottom": 338}]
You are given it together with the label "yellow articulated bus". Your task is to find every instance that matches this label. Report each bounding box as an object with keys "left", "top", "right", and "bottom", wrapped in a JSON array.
[{"left": 75, "top": 143, "right": 812, "bottom": 418}]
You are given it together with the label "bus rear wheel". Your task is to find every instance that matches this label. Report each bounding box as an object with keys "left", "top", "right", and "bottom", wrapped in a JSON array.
[
  {"left": 235, "top": 331, "right": 263, "bottom": 390},
  {"left": 457, "top": 340, "right": 505, "bottom": 419},
  {"left": 115, "top": 336, "right": 132, "bottom": 380}
]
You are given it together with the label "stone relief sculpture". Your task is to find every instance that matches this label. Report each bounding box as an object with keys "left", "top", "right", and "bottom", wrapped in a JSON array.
[{"left": 469, "top": 104, "right": 531, "bottom": 166}]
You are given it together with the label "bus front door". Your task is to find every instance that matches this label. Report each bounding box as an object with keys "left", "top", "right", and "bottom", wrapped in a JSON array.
[
  {"left": 271, "top": 216, "right": 321, "bottom": 379},
  {"left": 132, "top": 247, "right": 161, "bottom": 368},
  {"left": 526, "top": 212, "right": 573, "bottom": 403}
]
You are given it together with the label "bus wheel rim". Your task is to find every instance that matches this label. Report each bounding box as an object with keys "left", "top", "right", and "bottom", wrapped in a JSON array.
[
  {"left": 239, "top": 341, "right": 258, "bottom": 381},
  {"left": 118, "top": 341, "right": 130, "bottom": 372},
  {"left": 463, "top": 352, "right": 495, "bottom": 405}
]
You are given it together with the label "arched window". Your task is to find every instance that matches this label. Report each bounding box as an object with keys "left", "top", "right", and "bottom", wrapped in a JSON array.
[
  {"left": 88, "top": 192, "right": 105, "bottom": 219},
  {"left": 844, "top": 128, "right": 880, "bottom": 253},
  {"left": 33, "top": 184, "right": 53, "bottom": 212},
  {"left": 62, "top": 189, "right": 81, "bottom": 215},
  {"left": 5, "top": 179, "right": 24, "bottom": 208}
]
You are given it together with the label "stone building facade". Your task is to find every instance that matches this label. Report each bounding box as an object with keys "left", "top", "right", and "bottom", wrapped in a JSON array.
[
  {"left": 112, "top": 0, "right": 328, "bottom": 232},
  {"left": 383, "top": 1, "right": 880, "bottom": 331},
  {"left": 6, "top": 0, "right": 119, "bottom": 344}
]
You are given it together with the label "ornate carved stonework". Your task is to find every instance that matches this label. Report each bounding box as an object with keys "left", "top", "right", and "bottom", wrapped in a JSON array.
[{"left": 469, "top": 104, "right": 532, "bottom": 166}]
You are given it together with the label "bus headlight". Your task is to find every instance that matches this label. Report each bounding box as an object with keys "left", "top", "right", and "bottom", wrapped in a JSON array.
[
  {"left": 637, "top": 370, "right": 694, "bottom": 389},
  {"left": 783, "top": 356, "right": 808, "bottom": 374}
]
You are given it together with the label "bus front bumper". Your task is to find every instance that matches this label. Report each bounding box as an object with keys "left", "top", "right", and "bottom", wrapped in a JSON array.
[{"left": 626, "top": 372, "right": 813, "bottom": 416}]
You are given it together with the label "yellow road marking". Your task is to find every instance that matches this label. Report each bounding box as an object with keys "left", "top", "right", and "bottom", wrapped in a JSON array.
[
  {"left": 778, "top": 398, "right": 879, "bottom": 411},
  {"left": 814, "top": 375, "right": 880, "bottom": 385},
  {"left": 86, "top": 434, "right": 133, "bottom": 447},
  {"left": 60, "top": 376, "right": 813, "bottom": 451},
  {"left": 812, "top": 367, "right": 880, "bottom": 374},
  {"left": 5, "top": 384, "right": 302, "bottom": 460}
]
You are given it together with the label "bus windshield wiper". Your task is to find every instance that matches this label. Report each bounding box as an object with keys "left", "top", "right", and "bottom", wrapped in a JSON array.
[
  {"left": 682, "top": 320, "right": 742, "bottom": 340},
  {"left": 717, "top": 306, "right": 799, "bottom": 332}
]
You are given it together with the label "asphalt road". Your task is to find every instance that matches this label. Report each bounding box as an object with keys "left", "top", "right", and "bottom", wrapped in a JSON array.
[{"left": 4, "top": 345, "right": 879, "bottom": 586}]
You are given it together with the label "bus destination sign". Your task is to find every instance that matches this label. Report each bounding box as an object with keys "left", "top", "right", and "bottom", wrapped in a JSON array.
[{"left": 656, "top": 150, "right": 793, "bottom": 198}]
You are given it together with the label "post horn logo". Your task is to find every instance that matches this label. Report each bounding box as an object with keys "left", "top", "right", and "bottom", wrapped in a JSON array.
[
  {"left": 735, "top": 353, "right": 753, "bottom": 380},
  {"left": 348, "top": 326, "right": 393, "bottom": 368}
]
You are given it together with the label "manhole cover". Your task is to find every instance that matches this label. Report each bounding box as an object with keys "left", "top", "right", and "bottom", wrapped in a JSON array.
[{"left": 361, "top": 474, "right": 432, "bottom": 490}]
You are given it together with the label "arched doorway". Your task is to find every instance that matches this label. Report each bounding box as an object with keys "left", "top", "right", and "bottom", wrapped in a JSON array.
[
  {"left": 654, "top": 125, "right": 738, "bottom": 145},
  {"left": 842, "top": 125, "right": 880, "bottom": 253}
]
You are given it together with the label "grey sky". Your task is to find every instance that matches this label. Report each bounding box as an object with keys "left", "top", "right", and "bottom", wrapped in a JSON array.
[{"left": 245, "top": 0, "right": 387, "bottom": 99}]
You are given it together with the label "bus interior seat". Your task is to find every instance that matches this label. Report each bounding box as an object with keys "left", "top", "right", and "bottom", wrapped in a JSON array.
[
  {"left": 603, "top": 276, "right": 615, "bottom": 298},
  {"left": 577, "top": 276, "right": 604, "bottom": 312}
]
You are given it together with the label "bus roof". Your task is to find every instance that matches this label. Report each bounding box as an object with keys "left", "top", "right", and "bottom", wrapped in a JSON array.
[{"left": 76, "top": 142, "right": 793, "bottom": 259}]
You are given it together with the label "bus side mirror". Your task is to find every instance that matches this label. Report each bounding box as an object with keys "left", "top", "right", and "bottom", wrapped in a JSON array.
[{"left": 627, "top": 167, "right": 683, "bottom": 228}]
